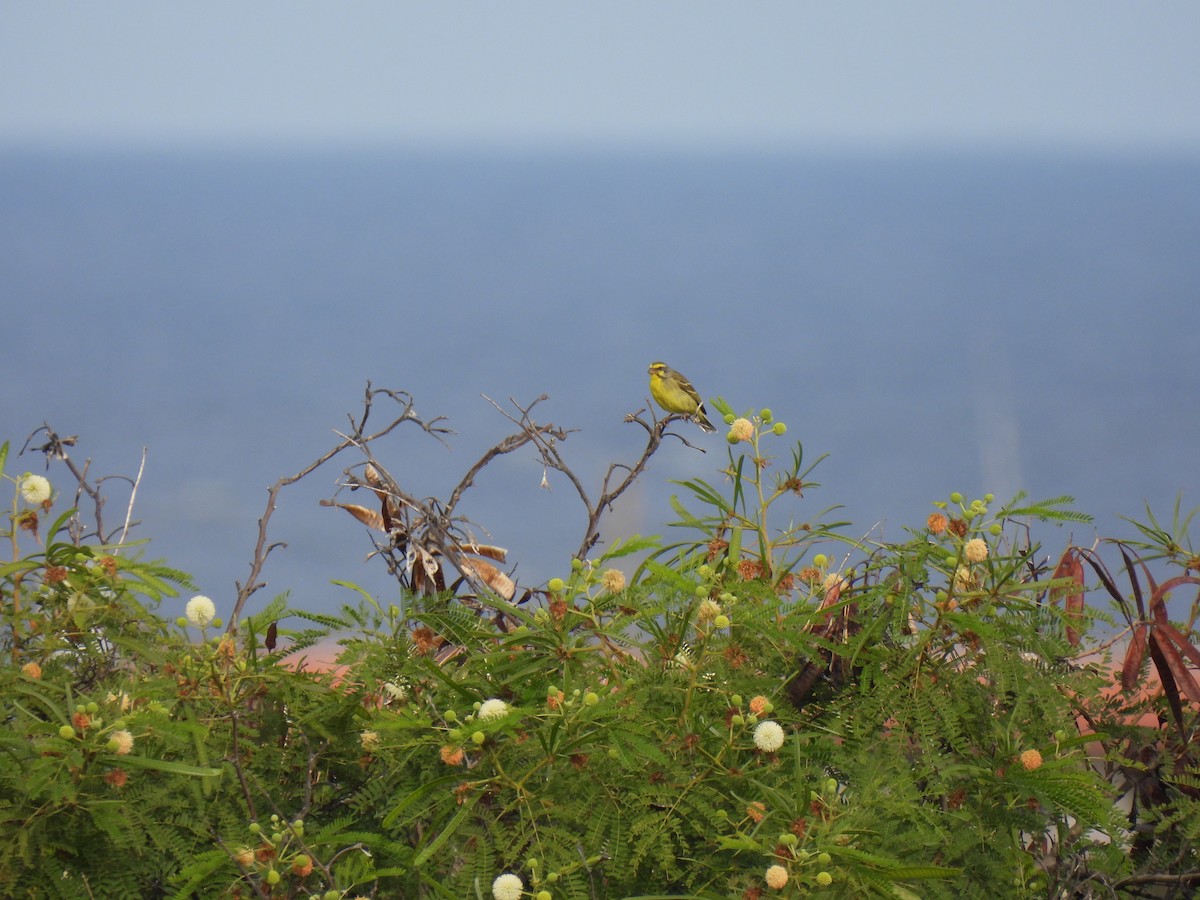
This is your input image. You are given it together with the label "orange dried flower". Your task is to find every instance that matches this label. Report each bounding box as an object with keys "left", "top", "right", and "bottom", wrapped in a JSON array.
[
  {"left": 797, "top": 566, "right": 821, "bottom": 583},
  {"left": 723, "top": 644, "right": 748, "bottom": 669},
  {"left": 570, "top": 753, "right": 589, "bottom": 770},
  {"left": 440, "top": 745, "right": 465, "bottom": 766},
  {"left": 411, "top": 626, "right": 438, "bottom": 655},
  {"left": 71, "top": 711, "right": 91, "bottom": 730},
  {"left": 98, "top": 555, "right": 119, "bottom": 577},
  {"left": 1019, "top": 749, "right": 1043, "bottom": 771},
  {"left": 44, "top": 566, "right": 68, "bottom": 585},
  {"left": 746, "top": 801, "right": 766, "bottom": 823},
  {"left": 549, "top": 596, "right": 567, "bottom": 622},
  {"left": 21, "top": 662, "right": 42, "bottom": 679},
  {"left": 707, "top": 538, "right": 729, "bottom": 561},
  {"left": 948, "top": 518, "right": 969, "bottom": 537},
  {"left": 216, "top": 635, "right": 238, "bottom": 666},
  {"left": 737, "top": 559, "right": 766, "bottom": 581},
  {"left": 927, "top": 513, "right": 948, "bottom": 534},
  {"left": 17, "top": 510, "right": 39, "bottom": 536},
  {"left": 290, "top": 856, "right": 313, "bottom": 877},
  {"left": 103, "top": 768, "right": 128, "bottom": 788},
  {"left": 749, "top": 695, "right": 769, "bottom": 717}
]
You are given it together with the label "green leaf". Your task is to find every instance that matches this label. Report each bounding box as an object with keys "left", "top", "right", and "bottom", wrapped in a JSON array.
[
  {"left": 114, "top": 756, "right": 223, "bottom": 777},
  {"left": 600, "top": 534, "right": 662, "bottom": 560},
  {"left": 714, "top": 834, "right": 763, "bottom": 851},
  {"left": 383, "top": 774, "right": 467, "bottom": 828},
  {"left": 412, "top": 795, "right": 475, "bottom": 868},
  {"left": 727, "top": 526, "right": 742, "bottom": 568},
  {"left": 882, "top": 865, "right": 964, "bottom": 881}
]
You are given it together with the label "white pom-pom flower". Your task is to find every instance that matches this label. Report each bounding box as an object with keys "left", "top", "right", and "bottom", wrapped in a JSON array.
[
  {"left": 492, "top": 872, "right": 523, "bottom": 900},
  {"left": 185, "top": 595, "right": 217, "bottom": 628},
  {"left": 478, "top": 698, "right": 509, "bottom": 720},
  {"left": 754, "top": 720, "right": 785, "bottom": 753},
  {"left": 20, "top": 474, "right": 52, "bottom": 505}
]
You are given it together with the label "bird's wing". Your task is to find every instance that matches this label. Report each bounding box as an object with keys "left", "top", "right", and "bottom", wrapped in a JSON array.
[{"left": 676, "top": 372, "right": 703, "bottom": 406}]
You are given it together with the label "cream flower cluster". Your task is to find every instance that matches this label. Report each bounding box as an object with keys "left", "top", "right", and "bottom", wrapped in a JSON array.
[
  {"left": 109, "top": 729, "right": 134, "bottom": 755},
  {"left": 729, "top": 417, "right": 755, "bottom": 442},
  {"left": 754, "top": 720, "right": 785, "bottom": 752},
  {"left": 492, "top": 872, "right": 523, "bottom": 900},
  {"left": 765, "top": 863, "right": 789, "bottom": 888},
  {"left": 964, "top": 538, "right": 989, "bottom": 563},
  {"left": 600, "top": 568, "right": 626, "bottom": 592},
  {"left": 20, "top": 473, "right": 52, "bottom": 505},
  {"left": 478, "top": 698, "right": 509, "bottom": 720},
  {"left": 185, "top": 595, "right": 217, "bottom": 628}
]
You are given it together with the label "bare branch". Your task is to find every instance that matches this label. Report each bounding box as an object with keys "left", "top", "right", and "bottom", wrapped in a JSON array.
[
  {"left": 21, "top": 424, "right": 115, "bottom": 544},
  {"left": 116, "top": 447, "right": 147, "bottom": 549},
  {"left": 226, "top": 385, "right": 443, "bottom": 630},
  {"left": 572, "top": 408, "right": 703, "bottom": 559}
]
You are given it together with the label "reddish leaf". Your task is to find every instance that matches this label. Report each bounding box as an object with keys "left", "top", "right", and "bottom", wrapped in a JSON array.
[
  {"left": 411, "top": 547, "right": 445, "bottom": 596},
  {"left": 461, "top": 542, "right": 508, "bottom": 563},
  {"left": 434, "top": 643, "right": 464, "bottom": 666},
  {"left": 1156, "top": 620, "right": 1200, "bottom": 679},
  {"left": 1148, "top": 575, "right": 1200, "bottom": 627},
  {"left": 320, "top": 499, "right": 386, "bottom": 532},
  {"left": 1077, "top": 547, "right": 1133, "bottom": 625},
  {"left": 1050, "top": 548, "right": 1086, "bottom": 646},
  {"left": 363, "top": 465, "right": 401, "bottom": 532},
  {"left": 363, "top": 464, "right": 389, "bottom": 501},
  {"left": 453, "top": 555, "right": 516, "bottom": 601},
  {"left": 1118, "top": 544, "right": 1146, "bottom": 620},
  {"left": 1122, "top": 623, "right": 1149, "bottom": 692},
  {"left": 1147, "top": 633, "right": 1187, "bottom": 740}
]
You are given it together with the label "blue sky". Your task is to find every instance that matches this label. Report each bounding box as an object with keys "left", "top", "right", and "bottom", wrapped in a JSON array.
[{"left": 3, "top": 2, "right": 1199, "bottom": 152}]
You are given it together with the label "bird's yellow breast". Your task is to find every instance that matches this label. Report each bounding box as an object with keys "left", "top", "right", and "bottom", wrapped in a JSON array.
[{"left": 649, "top": 369, "right": 699, "bottom": 415}]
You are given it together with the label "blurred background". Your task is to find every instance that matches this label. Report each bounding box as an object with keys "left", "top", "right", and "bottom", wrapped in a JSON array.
[{"left": 2, "top": 3, "right": 1198, "bottom": 619}]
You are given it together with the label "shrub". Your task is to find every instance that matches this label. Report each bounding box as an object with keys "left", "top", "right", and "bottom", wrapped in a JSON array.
[{"left": 2, "top": 395, "right": 1199, "bottom": 898}]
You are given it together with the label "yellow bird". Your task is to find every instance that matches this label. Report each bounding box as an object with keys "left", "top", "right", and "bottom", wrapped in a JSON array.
[{"left": 647, "top": 361, "right": 715, "bottom": 432}]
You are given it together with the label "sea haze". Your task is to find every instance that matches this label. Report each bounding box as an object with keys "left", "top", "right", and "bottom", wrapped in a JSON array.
[{"left": 2, "top": 148, "right": 1197, "bottom": 619}]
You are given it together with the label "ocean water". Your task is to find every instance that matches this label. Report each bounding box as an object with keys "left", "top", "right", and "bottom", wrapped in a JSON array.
[{"left": 2, "top": 148, "right": 1198, "bottom": 619}]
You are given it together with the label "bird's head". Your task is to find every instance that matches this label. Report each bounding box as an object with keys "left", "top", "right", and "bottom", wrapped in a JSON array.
[{"left": 648, "top": 362, "right": 668, "bottom": 378}]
